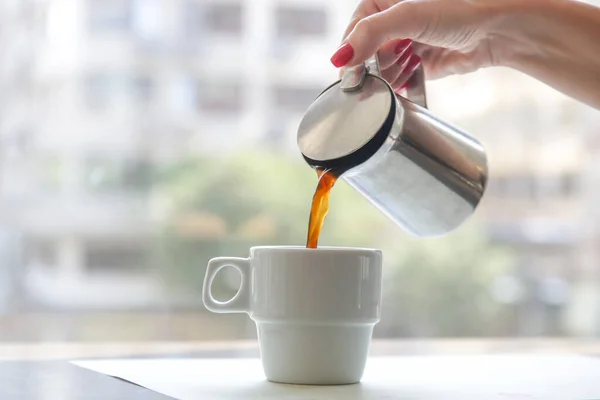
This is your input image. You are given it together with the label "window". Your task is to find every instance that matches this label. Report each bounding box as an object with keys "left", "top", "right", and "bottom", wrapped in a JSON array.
[
  {"left": 486, "top": 176, "right": 506, "bottom": 198},
  {"left": 129, "top": 76, "right": 153, "bottom": 105},
  {"left": 204, "top": 3, "right": 243, "bottom": 35},
  {"left": 26, "top": 240, "right": 57, "bottom": 268},
  {"left": 505, "top": 175, "right": 535, "bottom": 199},
  {"left": 1, "top": 129, "right": 31, "bottom": 158},
  {"left": 560, "top": 173, "right": 577, "bottom": 197},
  {"left": 169, "top": 75, "right": 197, "bottom": 114},
  {"left": 83, "top": 73, "right": 111, "bottom": 111},
  {"left": 185, "top": 2, "right": 243, "bottom": 38},
  {"left": 198, "top": 80, "right": 242, "bottom": 113},
  {"left": 275, "top": 6, "right": 327, "bottom": 38},
  {"left": 487, "top": 174, "right": 578, "bottom": 201},
  {"left": 121, "top": 160, "right": 154, "bottom": 189},
  {"left": 4, "top": 0, "right": 600, "bottom": 347},
  {"left": 131, "top": 0, "right": 163, "bottom": 44},
  {"left": 85, "top": 243, "right": 147, "bottom": 273},
  {"left": 487, "top": 175, "right": 538, "bottom": 200},
  {"left": 536, "top": 175, "right": 562, "bottom": 199},
  {"left": 88, "top": 0, "right": 132, "bottom": 33},
  {"left": 39, "top": 157, "right": 63, "bottom": 190},
  {"left": 82, "top": 73, "right": 154, "bottom": 111},
  {"left": 532, "top": 174, "right": 578, "bottom": 199},
  {"left": 86, "top": 158, "right": 155, "bottom": 192},
  {"left": 272, "top": 85, "right": 321, "bottom": 113}
]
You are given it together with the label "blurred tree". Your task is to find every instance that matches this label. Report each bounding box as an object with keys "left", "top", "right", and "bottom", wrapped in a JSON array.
[
  {"left": 376, "top": 224, "right": 514, "bottom": 337},
  {"left": 152, "top": 151, "right": 514, "bottom": 337},
  {"left": 151, "top": 151, "right": 384, "bottom": 299}
]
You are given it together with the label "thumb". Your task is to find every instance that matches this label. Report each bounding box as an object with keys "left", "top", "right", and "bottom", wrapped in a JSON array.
[{"left": 333, "top": 2, "right": 430, "bottom": 67}]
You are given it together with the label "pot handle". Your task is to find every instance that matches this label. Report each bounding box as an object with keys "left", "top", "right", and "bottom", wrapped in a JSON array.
[{"left": 341, "top": 54, "right": 428, "bottom": 109}]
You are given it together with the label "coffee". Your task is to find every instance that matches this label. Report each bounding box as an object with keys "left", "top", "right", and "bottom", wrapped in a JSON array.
[{"left": 306, "top": 168, "right": 339, "bottom": 248}]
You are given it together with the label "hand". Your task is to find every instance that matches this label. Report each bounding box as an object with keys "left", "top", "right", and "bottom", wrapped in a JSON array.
[{"left": 330, "top": 0, "right": 503, "bottom": 92}]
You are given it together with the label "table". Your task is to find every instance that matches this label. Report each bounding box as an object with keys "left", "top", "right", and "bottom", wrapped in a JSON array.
[
  {"left": 0, "top": 361, "right": 171, "bottom": 399},
  {"left": 73, "top": 355, "right": 600, "bottom": 399},
  {"left": 0, "top": 339, "right": 599, "bottom": 399}
]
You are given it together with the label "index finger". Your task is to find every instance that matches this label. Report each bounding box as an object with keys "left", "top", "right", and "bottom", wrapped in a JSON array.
[{"left": 341, "top": 0, "right": 383, "bottom": 42}]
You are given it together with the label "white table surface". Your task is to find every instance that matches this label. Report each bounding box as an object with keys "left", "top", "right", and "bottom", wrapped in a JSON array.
[{"left": 73, "top": 355, "right": 600, "bottom": 400}]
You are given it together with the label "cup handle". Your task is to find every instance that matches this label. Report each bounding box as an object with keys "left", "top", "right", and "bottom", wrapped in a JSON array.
[{"left": 202, "top": 257, "right": 251, "bottom": 314}]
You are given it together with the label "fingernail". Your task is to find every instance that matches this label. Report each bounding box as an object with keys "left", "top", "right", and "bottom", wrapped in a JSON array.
[
  {"left": 330, "top": 43, "right": 354, "bottom": 68},
  {"left": 405, "top": 54, "right": 421, "bottom": 72},
  {"left": 394, "top": 39, "right": 412, "bottom": 55},
  {"left": 396, "top": 47, "right": 413, "bottom": 66},
  {"left": 394, "top": 83, "right": 409, "bottom": 94}
]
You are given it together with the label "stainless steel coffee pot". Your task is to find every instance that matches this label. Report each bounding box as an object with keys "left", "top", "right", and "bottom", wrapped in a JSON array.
[{"left": 297, "top": 56, "right": 488, "bottom": 237}]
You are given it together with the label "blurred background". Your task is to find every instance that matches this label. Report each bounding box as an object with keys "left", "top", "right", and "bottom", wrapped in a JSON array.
[{"left": 0, "top": 0, "right": 599, "bottom": 343}]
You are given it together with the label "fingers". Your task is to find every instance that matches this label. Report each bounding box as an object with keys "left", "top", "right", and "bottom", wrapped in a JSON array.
[
  {"left": 378, "top": 38, "right": 412, "bottom": 69},
  {"left": 380, "top": 45, "right": 413, "bottom": 85},
  {"left": 340, "top": 0, "right": 382, "bottom": 42},
  {"left": 390, "top": 54, "right": 422, "bottom": 92},
  {"left": 336, "top": 38, "right": 412, "bottom": 79},
  {"left": 331, "top": 1, "right": 430, "bottom": 68},
  {"left": 336, "top": 41, "right": 414, "bottom": 81},
  {"left": 331, "top": 0, "right": 384, "bottom": 68}
]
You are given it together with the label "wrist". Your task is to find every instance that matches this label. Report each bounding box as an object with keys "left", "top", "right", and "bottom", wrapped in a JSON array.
[
  {"left": 483, "top": 0, "right": 600, "bottom": 109},
  {"left": 484, "top": 0, "right": 564, "bottom": 69}
]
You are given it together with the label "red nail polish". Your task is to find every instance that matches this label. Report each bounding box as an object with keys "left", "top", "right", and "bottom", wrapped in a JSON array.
[
  {"left": 330, "top": 43, "right": 354, "bottom": 68},
  {"left": 403, "top": 54, "right": 421, "bottom": 74},
  {"left": 394, "top": 39, "right": 412, "bottom": 55},
  {"left": 394, "top": 83, "right": 410, "bottom": 94},
  {"left": 396, "top": 47, "right": 413, "bottom": 66}
]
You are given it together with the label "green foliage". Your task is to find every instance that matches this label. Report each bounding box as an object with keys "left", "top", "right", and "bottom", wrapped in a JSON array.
[
  {"left": 155, "top": 151, "right": 385, "bottom": 246},
  {"left": 152, "top": 151, "right": 514, "bottom": 336},
  {"left": 157, "top": 156, "right": 263, "bottom": 229},
  {"left": 376, "top": 223, "right": 513, "bottom": 337}
]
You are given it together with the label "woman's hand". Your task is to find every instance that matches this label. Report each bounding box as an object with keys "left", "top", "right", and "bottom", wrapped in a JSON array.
[
  {"left": 330, "top": 0, "right": 505, "bottom": 92},
  {"left": 330, "top": 0, "right": 600, "bottom": 110}
]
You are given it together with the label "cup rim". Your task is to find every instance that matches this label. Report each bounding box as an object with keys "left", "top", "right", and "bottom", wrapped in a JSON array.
[{"left": 249, "top": 245, "right": 381, "bottom": 255}]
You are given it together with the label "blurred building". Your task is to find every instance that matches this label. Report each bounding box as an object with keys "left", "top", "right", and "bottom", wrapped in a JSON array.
[
  {"left": 0, "top": 0, "right": 599, "bottom": 339},
  {"left": 435, "top": 0, "right": 600, "bottom": 338},
  {"left": 0, "top": 0, "right": 353, "bottom": 310},
  {"left": 428, "top": 70, "right": 600, "bottom": 336}
]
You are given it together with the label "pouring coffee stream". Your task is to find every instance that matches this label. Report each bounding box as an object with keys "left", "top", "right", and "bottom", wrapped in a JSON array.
[
  {"left": 306, "top": 169, "right": 337, "bottom": 249},
  {"left": 300, "top": 55, "right": 488, "bottom": 247}
]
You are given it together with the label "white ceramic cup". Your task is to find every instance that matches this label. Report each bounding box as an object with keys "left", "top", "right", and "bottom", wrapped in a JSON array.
[{"left": 202, "top": 246, "right": 382, "bottom": 385}]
